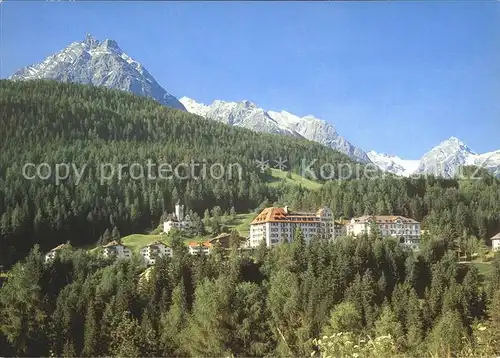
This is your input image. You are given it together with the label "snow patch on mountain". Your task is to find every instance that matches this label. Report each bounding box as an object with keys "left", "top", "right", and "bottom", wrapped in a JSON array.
[
  {"left": 414, "top": 137, "right": 477, "bottom": 178},
  {"left": 180, "top": 97, "right": 371, "bottom": 163},
  {"left": 180, "top": 97, "right": 300, "bottom": 137},
  {"left": 367, "top": 151, "right": 420, "bottom": 177},
  {"left": 367, "top": 137, "right": 500, "bottom": 178},
  {"left": 10, "top": 34, "right": 185, "bottom": 110}
]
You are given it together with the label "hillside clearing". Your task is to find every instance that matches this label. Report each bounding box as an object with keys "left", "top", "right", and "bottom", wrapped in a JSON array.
[{"left": 264, "top": 168, "right": 322, "bottom": 191}]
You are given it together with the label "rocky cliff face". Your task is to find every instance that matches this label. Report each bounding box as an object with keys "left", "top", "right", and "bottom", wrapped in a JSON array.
[
  {"left": 10, "top": 34, "right": 186, "bottom": 110},
  {"left": 180, "top": 97, "right": 371, "bottom": 163}
]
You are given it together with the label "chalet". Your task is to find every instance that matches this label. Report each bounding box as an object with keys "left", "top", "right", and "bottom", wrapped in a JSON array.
[
  {"left": 209, "top": 232, "right": 247, "bottom": 249},
  {"left": 102, "top": 240, "right": 132, "bottom": 260},
  {"left": 45, "top": 243, "right": 70, "bottom": 262},
  {"left": 187, "top": 241, "right": 211, "bottom": 256},
  {"left": 491, "top": 232, "right": 500, "bottom": 252},
  {"left": 140, "top": 241, "right": 173, "bottom": 265}
]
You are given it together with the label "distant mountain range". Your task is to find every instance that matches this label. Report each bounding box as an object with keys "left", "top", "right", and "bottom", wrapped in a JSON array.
[
  {"left": 9, "top": 34, "right": 500, "bottom": 178},
  {"left": 366, "top": 151, "right": 420, "bottom": 177},
  {"left": 369, "top": 137, "right": 500, "bottom": 178},
  {"left": 180, "top": 97, "right": 371, "bottom": 163}
]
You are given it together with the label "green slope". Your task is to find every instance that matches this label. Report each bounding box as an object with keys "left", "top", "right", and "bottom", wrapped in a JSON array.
[
  {"left": 264, "top": 168, "right": 323, "bottom": 191},
  {"left": 0, "top": 80, "right": 359, "bottom": 266}
]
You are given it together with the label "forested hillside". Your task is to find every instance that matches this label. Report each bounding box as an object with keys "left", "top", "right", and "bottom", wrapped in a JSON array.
[
  {"left": 1, "top": 80, "right": 500, "bottom": 267},
  {"left": 1, "top": 80, "right": 500, "bottom": 358},
  {"left": 1, "top": 233, "right": 500, "bottom": 357},
  {"left": 282, "top": 175, "right": 500, "bottom": 245},
  {"left": 0, "top": 80, "right": 355, "bottom": 266}
]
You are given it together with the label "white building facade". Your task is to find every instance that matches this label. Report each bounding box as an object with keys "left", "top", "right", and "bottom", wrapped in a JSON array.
[
  {"left": 491, "top": 232, "right": 500, "bottom": 252},
  {"left": 45, "top": 243, "right": 69, "bottom": 263},
  {"left": 103, "top": 241, "right": 132, "bottom": 260},
  {"left": 188, "top": 241, "right": 211, "bottom": 255},
  {"left": 163, "top": 204, "right": 191, "bottom": 234},
  {"left": 347, "top": 215, "right": 421, "bottom": 249},
  {"left": 140, "top": 241, "right": 173, "bottom": 265},
  {"left": 249, "top": 206, "right": 337, "bottom": 248}
]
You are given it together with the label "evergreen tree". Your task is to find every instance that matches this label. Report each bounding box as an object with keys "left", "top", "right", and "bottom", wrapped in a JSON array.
[
  {"left": 81, "top": 300, "right": 99, "bottom": 357},
  {"left": 321, "top": 301, "right": 363, "bottom": 335}
]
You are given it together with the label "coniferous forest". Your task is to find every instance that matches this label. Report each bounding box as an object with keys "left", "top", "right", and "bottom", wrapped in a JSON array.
[{"left": 1, "top": 80, "right": 500, "bottom": 357}]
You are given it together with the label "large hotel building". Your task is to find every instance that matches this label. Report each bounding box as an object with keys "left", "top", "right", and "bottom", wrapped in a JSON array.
[
  {"left": 249, "top": 206, "right": 421, "bottom": 249},
  {"left": 346, "top": 215, "right": 421, "bottom": 249},
  {"left": 248, "top": 206, "right": 341, "bottom": 247}
]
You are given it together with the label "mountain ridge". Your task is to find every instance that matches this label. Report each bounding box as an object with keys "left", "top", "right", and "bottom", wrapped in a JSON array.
[
  {"left": 370, "top": 137, "right": 500, "bottom": 178},
  {"left": 9, "top": 34, "right": 186, "bottom": 110},
  {"left": 9, "top": 34, "right": 499, "bottom": 177},
  {"left": 180, "top": 96, "right": 372, "bottom": 163}
]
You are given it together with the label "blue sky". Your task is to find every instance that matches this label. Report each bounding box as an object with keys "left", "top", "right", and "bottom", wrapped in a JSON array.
[{"left": 2, "top": 1, "right": 499, "bottom": 159}]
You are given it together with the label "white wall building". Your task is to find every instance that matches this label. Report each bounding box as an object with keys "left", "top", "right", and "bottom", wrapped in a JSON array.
[
  {"left": 249, "top": 206, "right": 338, "bottom": 248},
  {"left": 102, "top": 240, "right": 132, "bottom": 260},
  {"left": 140, "top": 241, "right": 173, "bottom": 265},
  {"left": 491, "top": 232, "right": 500, "bottom": 252},
  {"left": 163, "top": 204, "right": 191, "bottom": 234},
  {"left": 188, "top": 241, "right": 211, "bottom": 255},
  {"left": 45, "top": 243, "right": 69, "bottom": 263},
  {"left": 346, "top": 215, "right": 421, "bottom": 249}
]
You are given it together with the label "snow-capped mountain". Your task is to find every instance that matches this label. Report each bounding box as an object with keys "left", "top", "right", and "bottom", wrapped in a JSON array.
[
  {"left": 10, "top": 34, "right": 185, "bottom": 110},
  {"left": 268, "top": 110, "right": 371, "bottom": 163},
  {"left": 415, "top": 137, "right": 478, "bottom": 178},
  {"left": 9, "top": 35, "right": 498, "bottom": 176},
  {"left": 180, "top": 97, "right": 299, "bottom": 137},
  {"left": 370, "top": 137, "right": 500, "bottom": 178},
  {"left": 474, "top": 150, "right": 500, "bottom": 176},
  {"left": 180, "top": 97, "right": 371, "bottom": 163},
  {"left": 367, "top": 151, "right": 420, "bottom": 177}
]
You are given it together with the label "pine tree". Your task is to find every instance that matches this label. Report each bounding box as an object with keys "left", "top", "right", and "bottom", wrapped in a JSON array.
[
  {"left": 321, "top": 301, "right": 363, "bottom": 335},
  {"left": 110, "top": 311, "right": 144, "bottom": 358},
  {"left": 62, "top": 339, "right": 76, "bottom": 358},
  {"left": 81, "top": 300, "right": 99, "bottom": 357},
  {"left": 183, "top": 278, "right": 232, "bottom": 357},
  {"left": 291, "top": 226, "right": 307, "bottom": 273},
  {"left": 111, "top": 226, "right": 121, "bottom": 243},
  {"left": 374, "top": 303, "right": 404, "bottom": 348},
  {"left": 428, "top": 310, "right": 467, "bottom": 356}
]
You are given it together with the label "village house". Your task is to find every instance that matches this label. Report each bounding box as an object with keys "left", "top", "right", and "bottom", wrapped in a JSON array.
[
  {"left": 491, "top": 232, "right": 500, "bottom": 252},
  {"left": 209, "top": 232, "right": 247, "bottom": 249},
  {"left": 163, "top": 203, "right": 191, "bottom": 234},
  {"left": 140, "top": 241, "right": 173, "bottom": 265},
  {"left": 45, "top": 243, "right": 70, "bottom": 262},
  {"left": 102, "top": 240, "right": 132, "bottom": 260},
  {"left": 346, "top": 215, "right": 421, "bottom": 249},
  {"left": 249, "top": 206, "right": 337, "bottom": 248},
  {"left": 187, "top": 241, "right": 211, "bottom": 255}
]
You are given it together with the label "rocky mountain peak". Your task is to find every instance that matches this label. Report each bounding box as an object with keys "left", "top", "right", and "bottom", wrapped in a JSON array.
[
  {"left": 180, "top": 97, "right": 372, "bottom": 163},
  {"left": 83, "top": 34, "right": 100, "bottom": 48},
  {"left": 9, "top": 35, "right": 185, "bottom": 111}
]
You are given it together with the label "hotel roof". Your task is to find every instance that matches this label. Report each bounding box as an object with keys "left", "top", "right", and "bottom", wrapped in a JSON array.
[
  {"left": 251, "top": 207, "right": 329, "bottom": 224},
  {"left": 351, "top": 215, "right": 419, "bottom": 224}
]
